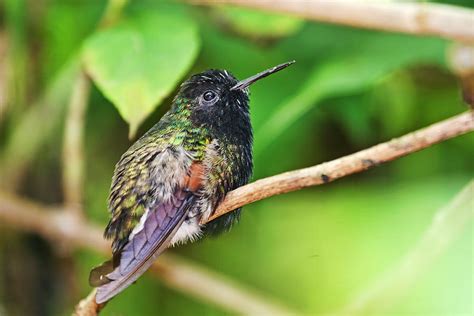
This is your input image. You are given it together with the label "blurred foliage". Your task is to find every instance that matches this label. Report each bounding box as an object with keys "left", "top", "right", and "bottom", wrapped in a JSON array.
[
  {"left": 214, "top": 6, "right": 303, "bottom": 39},
  {"left": 0, "top": 0, "right": 473, "bottom": 316},
  {"left": 83, "top": 7, "right": 200, "bottom": 137}
]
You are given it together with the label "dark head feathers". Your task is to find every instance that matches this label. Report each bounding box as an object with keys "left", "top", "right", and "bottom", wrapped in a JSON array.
[{"left": 178, "top": 69, "right": 242, "bottom": 100}]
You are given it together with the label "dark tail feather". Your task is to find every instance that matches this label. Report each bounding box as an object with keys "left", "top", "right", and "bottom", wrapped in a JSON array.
[
  {"left": 89, "top": 259, "right": 114, "bottom": 287},
  {"left": 89, "top": 253, "right": 121, "bottom": 287}
]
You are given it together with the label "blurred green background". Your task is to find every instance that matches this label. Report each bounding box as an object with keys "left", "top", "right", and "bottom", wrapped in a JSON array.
[{"left": 0, "top": 0, "right": 472, "bottom": 315}]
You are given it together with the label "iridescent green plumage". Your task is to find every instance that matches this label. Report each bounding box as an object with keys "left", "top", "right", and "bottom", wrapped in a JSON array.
[{"left": 105, "top": 99, "right": 212, "bottom": 252}]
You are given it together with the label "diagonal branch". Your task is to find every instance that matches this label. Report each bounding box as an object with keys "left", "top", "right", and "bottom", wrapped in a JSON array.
[
  {"left": 0, "top": 111, "right": 472, "bottom": 315},
  {"left": 190, "top": 0, "right": 474, "bottom": 43},
  {"left": 209, "top": 111, "right": 474, "bottom": 221}
]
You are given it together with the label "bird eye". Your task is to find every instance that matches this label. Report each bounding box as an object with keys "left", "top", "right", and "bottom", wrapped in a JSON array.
[{"left": 203, "top": 90, "right": 217, "bottom": 102}]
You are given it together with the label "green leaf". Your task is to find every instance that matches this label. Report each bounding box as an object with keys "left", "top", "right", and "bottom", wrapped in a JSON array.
[
  {"left": 82, "top": 10, "right": 200, "bottom": 137},
  {"left": 217, "top": 6, "right": 303, "bottom": 38}
]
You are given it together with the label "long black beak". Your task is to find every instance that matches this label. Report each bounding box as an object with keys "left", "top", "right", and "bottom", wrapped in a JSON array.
[{"left": 230, "top": 60, "right": 295, "bottom": 91}]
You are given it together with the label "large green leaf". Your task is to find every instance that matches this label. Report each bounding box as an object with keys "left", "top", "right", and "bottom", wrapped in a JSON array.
[{"left": 82, "top": 10, "right": 200, "bottom": 137}]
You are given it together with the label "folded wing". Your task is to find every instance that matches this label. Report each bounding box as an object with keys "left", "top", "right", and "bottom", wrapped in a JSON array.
[{"left": 93, "top": 190, "right": 196, "bottom": 303}]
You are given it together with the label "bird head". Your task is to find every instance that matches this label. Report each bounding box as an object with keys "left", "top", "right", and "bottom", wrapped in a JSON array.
[{"left": 175, "top": 61, "right": 295, "bottom": 139}]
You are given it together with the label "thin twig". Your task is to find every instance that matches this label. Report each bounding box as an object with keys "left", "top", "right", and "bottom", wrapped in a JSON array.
[
  {"left": 209, "top": 111, "right": 474, "bottom": 222},
  {"left": 0, "top": 194, "right": 297, "bottom": 316},
  {"left": 191, "top": 0, "right": 474, "bottom": 43},
  {"left": 62, "top": 70, "right": 91, "bottom": 215},
  {"left": 0, "top": 193, "right": 107, "bottom": 252},
  {"left": 68, "top": 292, "right": 99, "bottom": 316},
  {"left": 73, "top": 290, "right": 105, "bottom": 316},
  {"left": 0, "top": 31, "right": 8, "bottom": 123},
  {"left": 0, "top": 60, "right": 80, "bottom": 190},
  {"left": 334, "top": 180, "right": 473, "bottom": 315}
]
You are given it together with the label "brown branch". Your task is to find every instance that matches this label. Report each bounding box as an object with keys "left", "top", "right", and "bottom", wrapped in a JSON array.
[
  {"left": 209, "top": 111, "right": 474, "bottom": 222},
  {"left": 0, "top": 192, "right": 108, "bottom": 252},
  {"left": 191, "top": 0, "right": 474, "bottom": 43},
  {"left": 335, "top": 180, "right": 474, "bottom": 315},
  {"left": 73, "top": 290, "right": 105, "bottom": 316},
  {"left": 1, "top": 111, "right": 472, "bottom": 315},
  {"left": 62, "top": 70, "right": 91, "bottom": 215},
  {"left": 0, "top": 193, "right": 297, "bottom": 316}
]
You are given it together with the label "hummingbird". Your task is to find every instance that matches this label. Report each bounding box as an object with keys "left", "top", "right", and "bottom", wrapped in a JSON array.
[{"left": 89, "top": 61, "right": 295, "bottom": 303}]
